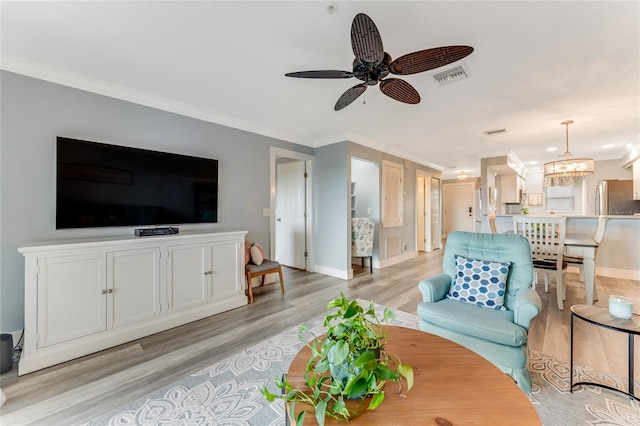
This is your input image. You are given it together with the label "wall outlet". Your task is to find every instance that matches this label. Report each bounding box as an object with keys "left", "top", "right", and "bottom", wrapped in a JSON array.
[{"left": 367, "top": 207, "right": 371, "bottom": 215}]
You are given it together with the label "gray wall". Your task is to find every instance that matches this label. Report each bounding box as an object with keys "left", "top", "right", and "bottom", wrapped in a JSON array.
[
  {"left": 314, "top": 143, "right": 349, "bottom": 272},
  {"left": 347, "top": 142, "right": 441, "bottom": 259},
  {"left": 0, "top": 71, "right": 312, "bottom": 333}
]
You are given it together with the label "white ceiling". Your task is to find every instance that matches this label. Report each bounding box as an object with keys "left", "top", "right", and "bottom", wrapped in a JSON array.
[{"left": 2, "top": 1, "right": 639, "bottom": 179}]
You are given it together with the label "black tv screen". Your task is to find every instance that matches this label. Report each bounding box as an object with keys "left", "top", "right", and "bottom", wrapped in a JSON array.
[{"left": 56, "top": 137, "right": 218, "bottom": 229}]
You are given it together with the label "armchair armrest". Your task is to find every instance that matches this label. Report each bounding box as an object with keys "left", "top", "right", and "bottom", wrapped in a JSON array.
[
  {"left": 418, "top": 273, "right": 452, "bottom": 303},
  {"left": 512, "top": 287, "right": 542, "bottom": 330}
]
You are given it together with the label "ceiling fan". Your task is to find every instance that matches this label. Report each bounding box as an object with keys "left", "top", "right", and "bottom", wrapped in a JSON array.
[{"left": 285, "top": 13, "right": 474, "bottom": 111}]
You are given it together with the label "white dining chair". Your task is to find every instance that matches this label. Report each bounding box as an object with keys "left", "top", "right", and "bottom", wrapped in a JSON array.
[
  {"left": 563, "top": 216, "right": 607, "bottom": 301},
  {"left": 513, "top": 215, "right": 567, "bottom": 310}
]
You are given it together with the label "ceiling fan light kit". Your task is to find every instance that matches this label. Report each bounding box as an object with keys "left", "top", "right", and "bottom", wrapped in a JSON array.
[{"left": 285, "top": 13, "right": 474, "bottom": 110}]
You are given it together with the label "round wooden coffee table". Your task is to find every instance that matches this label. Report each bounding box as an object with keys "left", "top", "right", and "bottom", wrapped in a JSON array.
[{"left": 286, "top": 326, "right": 540, "bottom": 425}]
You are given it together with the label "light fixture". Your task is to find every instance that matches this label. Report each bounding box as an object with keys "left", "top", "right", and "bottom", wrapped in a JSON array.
[{"left": 543, "top": 120, "right": 594, "bottom": 180}]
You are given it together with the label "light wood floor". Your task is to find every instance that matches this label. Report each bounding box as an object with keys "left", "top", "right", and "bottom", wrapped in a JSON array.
[{"left": 0, "top": 250, "right": 638, "bottom": 425}]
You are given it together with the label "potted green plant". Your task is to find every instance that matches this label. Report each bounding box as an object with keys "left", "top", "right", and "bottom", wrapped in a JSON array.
[{"left": 261, "top": 293, "right": 413, "bottom": 426}]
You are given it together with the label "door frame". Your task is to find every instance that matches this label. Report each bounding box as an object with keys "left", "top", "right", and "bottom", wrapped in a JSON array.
[
  {"left": 415, "top": 170, "right": 432, "bottom": 253},
  {"left": 270, "top": 147, "right": 314, "bottom": 272}
]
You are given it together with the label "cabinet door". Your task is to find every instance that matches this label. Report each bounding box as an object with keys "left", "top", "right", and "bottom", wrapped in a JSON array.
[
  {"left": 209, "top": 239, "right": 243, "bottom": 300},
  {"left": 107, "top": 248, "right": 161, "bottom": 329},
  {"left": 166, "top": 243, "right": 209, "bottom": 312},
  {"left": 37, "top": 253, "right": 105, "bottom": 347}
]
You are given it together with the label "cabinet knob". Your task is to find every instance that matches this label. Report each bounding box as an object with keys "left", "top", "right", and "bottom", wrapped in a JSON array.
[
  {"left": 101, "top": 289, "right": 107, "bottom": 295},
  {"left": 107, "top": 288, "right": 113, "bottom": 293}
]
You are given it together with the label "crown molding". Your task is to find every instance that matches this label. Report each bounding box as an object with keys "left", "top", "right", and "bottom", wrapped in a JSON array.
[
  {"left": 312, "top": 131, "right": 444, "bottom": 171},
  {"left": 0, "top": 55, "right": 302, "bottom": 144}
]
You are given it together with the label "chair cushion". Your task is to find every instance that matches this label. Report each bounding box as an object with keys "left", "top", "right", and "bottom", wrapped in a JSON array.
[
  {"left": 417, "top": 299, "right": 527, "bottom": 347},
  {"left": 562, "top": 255, "right": 584, "bottom": 264},
  {"left": 447, "top": 255, "right": 510, "bottom": 311},
  {"left": 245, "top": 259, "right": 280, "bottom": 274},
  {"left": 533, "top": 259, "right": 567, "bottom": 270}
]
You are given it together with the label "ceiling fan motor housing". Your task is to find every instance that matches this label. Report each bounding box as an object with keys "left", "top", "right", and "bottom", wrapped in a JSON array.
[{"left": 352, "top": 53, "right": 392, "bottom": 85}]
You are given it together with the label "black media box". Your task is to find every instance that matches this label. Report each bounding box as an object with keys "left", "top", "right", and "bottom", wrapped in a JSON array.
[{"left": 135, "top": 227, "right": 179, "bottom": 237}]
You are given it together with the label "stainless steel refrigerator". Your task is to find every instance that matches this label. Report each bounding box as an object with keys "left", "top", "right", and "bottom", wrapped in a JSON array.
[{"left": 595, "top": 179, "right": 640, "bottom": 215}]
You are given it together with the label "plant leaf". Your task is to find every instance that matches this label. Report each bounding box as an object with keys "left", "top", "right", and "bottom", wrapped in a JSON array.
[
  {"left": 315, "top": 399, "right": 327, "bottom": 426},
  {"left": 331, "top": 340, "right": 350, "bottom": 366},
  {"left": 376, "top": 363, "right": 399, "bottom": 381},
  {"left": 260, "top": 387, "right": 276, "bottom": 402},
  {"left": 398, "top": 363, "right": 414, "bottom": 391},
  {"left": 369, "top": 391, "right": 385, "bottom": 410},
  {"left": 294, "top": 408, "right": 305, "bottom": 426},
  {"left": 344, "top": 376, "right": 368, "bottom": 398},
  {"left": 355, "top": 350, "right": 377, "bottom": 371},
  {"left": 315, "top": 357, "right": 330, "bottom": 374}
]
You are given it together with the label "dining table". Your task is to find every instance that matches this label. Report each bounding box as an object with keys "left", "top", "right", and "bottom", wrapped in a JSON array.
[{"left": 564, "top": 233, "right": 598, "bottom": 305}]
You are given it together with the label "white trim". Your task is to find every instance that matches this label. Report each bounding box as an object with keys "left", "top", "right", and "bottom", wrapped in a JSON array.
[
  {"left": 269, "top": 147, "right": 315, "bottom": 273},
  {"left": 1, "top": 55, "right": 305, "bottom": 146},
  {"left": 378, "top": 251, "right": 418, "bottom": 269},
  {"left": 415, "top": 170, "right": 433, "bottom": 253},
  {"left": 313, "top": 264, "right": 349, "bottom": 280},
  {"left": 314, "top": 132, "right": 444, "bottom": 171},
  {"left": 595, "top": 267, "right": 640, "bottom": 281}
]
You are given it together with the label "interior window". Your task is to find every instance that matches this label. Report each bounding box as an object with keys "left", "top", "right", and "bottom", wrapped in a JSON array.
[{"left": 544, "top": 186, "right": 575, "bottom": 212}]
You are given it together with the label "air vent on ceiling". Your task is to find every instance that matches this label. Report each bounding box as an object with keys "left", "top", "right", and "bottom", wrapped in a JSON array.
[
  {"left": 432, "top": 64, "right": 470, "bottom": 86},
  {"left": 483, "top": 128, "right": 508, "bottom": 136}
]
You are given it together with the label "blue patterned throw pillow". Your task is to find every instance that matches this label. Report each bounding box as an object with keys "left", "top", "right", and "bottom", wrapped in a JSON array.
[{"left": 447, "top": 254, "right": 511, "bottom": 311}]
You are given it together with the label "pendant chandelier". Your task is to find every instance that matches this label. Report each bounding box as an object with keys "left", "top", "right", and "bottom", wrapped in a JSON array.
[{"left": 543, "top": 120, "right": 594, "bottom": 186}]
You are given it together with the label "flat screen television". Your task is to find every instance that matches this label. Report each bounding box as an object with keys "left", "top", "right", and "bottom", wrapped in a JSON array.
[{"left": 56, "top": 137, "right": 218, "bottom": 229}]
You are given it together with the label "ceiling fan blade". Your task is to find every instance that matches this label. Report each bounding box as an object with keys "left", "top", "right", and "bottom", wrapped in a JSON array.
[
  {"left": 379, "top": 79, "right": 420, "bottom": 104},
  {"left": 389, "top": 46, "right": 474, "bottom": 75},
  {"left": 285, "top": 70, "right": 354, "bottom": 79},
  {"left": 335, "top": 83, "right": 367, "bottom": 111},
  {"left": 351, "top": 13, "right": 384, "bottom": 64}
]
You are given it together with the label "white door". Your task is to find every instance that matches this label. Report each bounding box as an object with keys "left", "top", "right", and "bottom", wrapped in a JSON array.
[
  {"left": 443, "top": 182, "right": 475, "bottom": 237},
  {"left": 276, "top": 161, "right": 306, "bottom": 269},
  {"left": 431, "top": 177, "right": 441, "bottom": 250}
]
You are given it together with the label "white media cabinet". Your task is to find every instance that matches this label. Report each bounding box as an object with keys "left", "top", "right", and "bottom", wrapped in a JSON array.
[{"left": 18, "top": 230, "right": 247, "bottom": 375}]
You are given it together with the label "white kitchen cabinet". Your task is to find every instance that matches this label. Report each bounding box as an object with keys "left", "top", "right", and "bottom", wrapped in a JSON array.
[
  {"left": 19, "top": 230, "right": 247, "bottom": 375},
  {"left": 633, "top": 159, "right": 640, "bottom": 200},
  {"left": 500, "top": 174, "right": 524, "bottom": 204}
]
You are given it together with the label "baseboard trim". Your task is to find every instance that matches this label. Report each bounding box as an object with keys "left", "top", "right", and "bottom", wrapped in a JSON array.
[
  {"left": 314, "top": 264, "right": 349, "bottom": 280},
  {"left": 379, "top": 251, "right": 418, "bottom": 269},
  {"left": 596, "top": 267, "right": 640, "bottom": 281}
]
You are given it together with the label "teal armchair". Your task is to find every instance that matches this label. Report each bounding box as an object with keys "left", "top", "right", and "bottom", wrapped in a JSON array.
[{"left": 417, "top": 231, "right": 541, "bottom": 393}]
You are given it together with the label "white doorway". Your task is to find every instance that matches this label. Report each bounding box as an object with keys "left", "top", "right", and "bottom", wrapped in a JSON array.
[
  {"left": 270, "top": 147, "right": 314, "bottom": 272},
  {"left": 416, "top": 171, "right": 433, "bottom": 252},
  {"left": 443, "top": 182, "right": 475, "bottom": 238}
]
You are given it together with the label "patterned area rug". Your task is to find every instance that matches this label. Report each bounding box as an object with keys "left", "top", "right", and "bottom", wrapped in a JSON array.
[{"left": 86, "top": 303, "right": 640, "bottom": 426}]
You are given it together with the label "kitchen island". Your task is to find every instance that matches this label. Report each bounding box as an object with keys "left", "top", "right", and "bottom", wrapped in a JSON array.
[{"left": 482, "top": 214, "right": 640, "bottom": 280}]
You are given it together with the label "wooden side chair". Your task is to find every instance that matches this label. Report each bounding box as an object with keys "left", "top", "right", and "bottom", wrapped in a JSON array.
[{"left": 245, "top": 259, "right": 284, "bottom": 304}]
